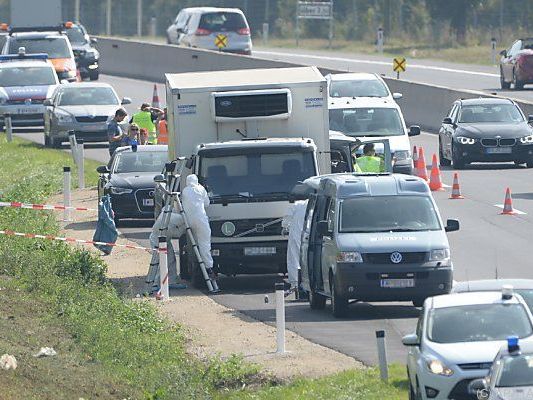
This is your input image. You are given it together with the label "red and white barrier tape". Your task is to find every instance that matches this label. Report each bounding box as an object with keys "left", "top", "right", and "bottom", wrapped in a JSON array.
[
  {"left": 0, "top": 229, "right": 160, "bottom": 253},
  {"left": 0, "top": 201, "right": 98, "bottom": 212}
]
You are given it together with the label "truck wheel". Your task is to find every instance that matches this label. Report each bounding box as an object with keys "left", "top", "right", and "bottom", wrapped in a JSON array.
[
  {"left": 309, "top": 290, "right": 326, "bottom": 310},
  {"left": 331, "top": 277, "right": 349, "bottom": 318}
]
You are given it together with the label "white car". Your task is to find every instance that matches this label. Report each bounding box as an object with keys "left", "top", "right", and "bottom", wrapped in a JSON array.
[
  {"left": 326, "top": 72, "right": 402, "bottom": 102},
  {"left": 328, "top": 96, "right": 420, "bottom": 174},
  {"left": 403, "top": 288, "right": 533, "bottom": 400}
]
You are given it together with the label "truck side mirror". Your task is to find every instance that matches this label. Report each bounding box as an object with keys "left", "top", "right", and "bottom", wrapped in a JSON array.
[
  {"left": 317, "top": 220, "right": 331, "bottom": 236},
  {"left": 96, "top": 165, "right": 109, "bottom": 174},
  {"left": 153, "top": 174, "right": 165, "bottom": 183},
  {"left": 445, "top": 219, "right": 460, "bottom": 232},
  {"left": 408, "top": 125, "right": 421, "bottom": 136},
  {"left": 185, "top": 157, "right": 194, "bottom": 169}
]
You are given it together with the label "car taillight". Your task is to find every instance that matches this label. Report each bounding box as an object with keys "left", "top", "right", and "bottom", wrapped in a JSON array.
[
  {"left": 237, "top": 27, "right": 250, "bottom": 35},
  {"left": 195, "top": 28, "right": 211, "bottom": 36}
]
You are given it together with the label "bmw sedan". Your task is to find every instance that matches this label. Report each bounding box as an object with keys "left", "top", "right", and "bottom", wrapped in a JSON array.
[
  {"left": 44, "top": 82, "right": 131, "bottom": 148},
  {"left": 97, "top": 145, "right": 168, "bottom": 226},
  {"left": 438, "top": 98, "right": 533, "bottom": 169}
]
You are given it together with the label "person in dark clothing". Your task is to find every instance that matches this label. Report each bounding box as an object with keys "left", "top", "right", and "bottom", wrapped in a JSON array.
[{"left": 107, "top": 108, "right": 127, "bottom": 156}]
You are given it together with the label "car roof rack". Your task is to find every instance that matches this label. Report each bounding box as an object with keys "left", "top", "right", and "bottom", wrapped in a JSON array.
[
  {"left": 0, "top": 52, "right": 48, "bottom": 62},
  {"left": 8, "top": 23, "right": 68, "bottom": 35}
]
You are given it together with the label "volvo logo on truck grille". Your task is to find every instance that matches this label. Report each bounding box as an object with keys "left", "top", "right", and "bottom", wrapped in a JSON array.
[
  {"left": 390, "top": 252, "right": 403, "bottom": 264},
  {"left": 221, "top": 221, "right": 236, "bottom": 236}
]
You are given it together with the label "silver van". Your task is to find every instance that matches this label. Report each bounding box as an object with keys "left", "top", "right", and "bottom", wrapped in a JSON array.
[
  {"left": 166, "top": 7, "right": 252, "bottom": 55},
  {"left": 299, "top": 173, "right": 459, "bottom": 317}
]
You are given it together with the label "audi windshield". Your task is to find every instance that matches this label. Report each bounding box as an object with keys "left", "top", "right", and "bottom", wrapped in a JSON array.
[
  {"left": 340, "top": 196, "right": 441, "bottom": 233},
  {"left": 112, "top": 151, "right": 167, "bottom": 174},
  {"left": 329, "top": 107, "right": 404, "bottom": 137}
]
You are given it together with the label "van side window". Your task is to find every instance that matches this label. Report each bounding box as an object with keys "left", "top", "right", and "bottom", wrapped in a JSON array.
[{"left": 326, "top": 199, "right": 335, "bottom": 233}]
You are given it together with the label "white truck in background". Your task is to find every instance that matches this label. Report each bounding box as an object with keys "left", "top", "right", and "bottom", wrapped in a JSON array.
[
  {"left": 10, "top": 0, "right": 63, "bottom": 28},
  {"left": 159, "top": 66, "right": 330, "bottom": 285}
]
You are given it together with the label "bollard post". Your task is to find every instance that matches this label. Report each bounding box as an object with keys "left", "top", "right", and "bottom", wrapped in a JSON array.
[
  {"left": 76, "top": 138, "right": 85, "bottom": 189},
  {"left": 376, "top": 330, "right": 389, "bottom": 382},
  {"left": 63, "top": 166, "right": 72, "bottom": 222},
  {"left": 262, "top": 23, "right": 269, "bottom": 46},
  {"left": 275, "top": 282, "right": 286, "bottom": 353},
  {"left": 150, "top": 17, "right": 157, "bottom": 38},
  {"left": 491, "top": 37, "right": 497, "bottom": 65},
  {"left": 376, "top": 27, "right": 384, "bottom": 54},
  {"left": 158, "top": 236, "right": 170, "bottom": 300},
  {"left": 5, "top": 114, "right": 12, "bottom": 143},
  {"left": 68, "top": 131, "right": 77, "bottom": 163}
]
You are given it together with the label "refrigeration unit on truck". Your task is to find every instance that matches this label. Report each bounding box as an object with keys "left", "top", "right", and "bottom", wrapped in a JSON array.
[{"left": 163, "top": 66, "right": 330, "bottom": 281}]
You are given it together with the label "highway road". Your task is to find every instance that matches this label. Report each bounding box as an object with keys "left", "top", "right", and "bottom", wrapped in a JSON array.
[
  {"left": 254, "top": 47, "right": 533, "bottom": 103},
  {"left": 18, "top": 73, "right": 533, "bottom": 366}
]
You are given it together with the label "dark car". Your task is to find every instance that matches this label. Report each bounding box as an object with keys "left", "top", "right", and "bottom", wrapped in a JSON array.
[
  {"left": 97, "top": 145, "right": 168, "bottom": 225},
  {"left": 500, "top": 38, "right": 533, "bottom": 90},
  {"left": 66, "top": 23, "right": 99, "bottom": 81},
  {"left": 438, "top": 98, "right": 533, "bottom": 169}
]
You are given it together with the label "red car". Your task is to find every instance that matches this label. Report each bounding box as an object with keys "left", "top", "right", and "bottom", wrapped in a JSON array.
[{"left": 500, "top": 38, "right": 533, "bottom": 90}]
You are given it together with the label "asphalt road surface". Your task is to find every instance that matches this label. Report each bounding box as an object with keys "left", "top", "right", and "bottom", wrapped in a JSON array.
[
  {"left": 255, "top": 47, "right": 533, "bottom": 103},
  {"left": 16, "top": 74, "right": 533, "bottom": 366}
]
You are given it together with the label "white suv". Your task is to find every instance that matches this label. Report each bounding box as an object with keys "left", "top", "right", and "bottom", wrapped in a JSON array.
[{"left": 403, "top": 289, "right": 533, "bottom": 400}]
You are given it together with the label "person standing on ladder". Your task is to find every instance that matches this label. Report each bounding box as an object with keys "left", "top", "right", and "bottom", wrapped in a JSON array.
[{"left": 132, "top": 103, "right": 162, "bottom": 144}]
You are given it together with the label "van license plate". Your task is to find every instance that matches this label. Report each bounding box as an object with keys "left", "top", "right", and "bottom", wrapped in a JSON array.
[
  {"left": 380, "top": 279, "right": 415, "bottom": 288},
  {"left": 486, "top": 147, "right": 512, "bottom": 154},
  {"left": 143, "top": 199, "right": 154, "bottom": 206},
  {"left": 16, "top": 107, "right": 35, "bottom": 114},
  {"left": 244, "top": 247, "right": 276, "bottom": 256}
]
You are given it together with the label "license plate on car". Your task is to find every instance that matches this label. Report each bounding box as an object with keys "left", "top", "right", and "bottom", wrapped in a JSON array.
[
  {"left": 380, "top": 279, "right": 415, "bottom": 288},
  {"left": 83, "top": 123, "right": 103, "bottom": 131},
  {"left": 485, "top": 147, "right": 512, "bottom": 154},
  {"left": 16, "top": 107, "right": 35, "bottom": 114},
  {"left": 143, "top": 199, "right": 154, "bottom": 206},
  {"left": 244, "top": 247, "right": 276, "bottom": 256}
]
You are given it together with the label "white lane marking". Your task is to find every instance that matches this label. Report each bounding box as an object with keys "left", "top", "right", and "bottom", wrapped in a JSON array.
[
  {"left": 255, "top": 50, "right": 500, "bottom": 78},
  {"left": 493, "top": 205, "right": 527, "bottom": 215}
]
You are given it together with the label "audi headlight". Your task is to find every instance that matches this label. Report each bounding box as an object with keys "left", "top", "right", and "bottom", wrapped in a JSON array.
[
  {"left": 520, "top": 134, "right": 533, "bottom": 144},
  {"left": 394, "top": 150, "right": 410, "bottom": 162},
  {"left": 336, "top": 251, "right": 363, "bottom": 263},
  {"left": 457, "top": 136, "right": 476, "bottom": 145},
  {"left": 110, "top": 187, "right": 133, "bottom": 195},
  {"left": 56, "top": 111, "right": 75, "bottom": 123},
  {"left": 429, "top": 248, "right": 450, "bottom": 261},
  {"left": 426, "top": 359, "right": 454, "bottom": 376}
]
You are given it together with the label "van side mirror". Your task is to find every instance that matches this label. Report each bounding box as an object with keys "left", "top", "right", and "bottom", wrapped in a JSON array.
[
  {"left": 90, "top": 37, "right": 98, "bottom": 44},
  {"left": 445, "top": 219, "right": 460, "bottom": 232},
  {"left": 43, "top": 99, "right": 52, "bottom": 107},
  {"left": 392, "top": 92, "right": 403, "bottom": 100},
  {"left": 468, "top": 379, "right": 487, "bottom": 395},
  {"left": 401, "top": 333, "right": 420, "bottom": 347},
  {"left": 121, "top": 97, "right": 132, "bottom": 105},
  {"left": 408, "top": 125, "right": 421, "bottom": 136},
  {"left": 96, "top": 165, "right": 109, "bottom": 174},
  {"left": 153, "top": 174, "right": 165, "bottom": 183},
  {"left": 317, "top": 220, "right": 331, "bottom": 236},
  {"left": 442, "top": 117, "right": 453, "bottom": 125}
]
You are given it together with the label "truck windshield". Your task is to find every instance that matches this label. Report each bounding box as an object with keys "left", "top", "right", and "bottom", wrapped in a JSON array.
[
  {"left": 200, "top": 151, "right": 316, "bottom": 200},
  {"left": 339, "top": 195, "right": 441, "bottom": 233},
  {"left": 329, "top": 107, "right": 404, "bottom": 137}
]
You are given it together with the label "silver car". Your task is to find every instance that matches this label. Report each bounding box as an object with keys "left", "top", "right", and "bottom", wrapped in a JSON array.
[
  {"left": 44, "top": 82, "right": 131, "bottom": 147},
  {"left": 166, "top": 7, "right": 252, "bottom": 55}
]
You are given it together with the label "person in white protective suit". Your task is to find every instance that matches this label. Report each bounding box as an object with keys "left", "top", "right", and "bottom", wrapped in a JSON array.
[
  {"left": 282, "top": 199, "right": 308, "bottom": 292},
  {"left": 181, "top": 174, "right": 213, "bottom": 270}
]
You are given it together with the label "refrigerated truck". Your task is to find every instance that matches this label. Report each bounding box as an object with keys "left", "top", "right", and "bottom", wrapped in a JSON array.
[{"left": 163, "top": 66, "right": 330, "bottom": 280}]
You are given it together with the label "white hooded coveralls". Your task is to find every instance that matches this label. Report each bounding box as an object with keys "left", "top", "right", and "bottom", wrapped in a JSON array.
[
  {"left": 282, "top": 200, "right": 308, "bottom": 287},
  {"left": 181, "top": 174, "right": 213, "bottom": 270}
]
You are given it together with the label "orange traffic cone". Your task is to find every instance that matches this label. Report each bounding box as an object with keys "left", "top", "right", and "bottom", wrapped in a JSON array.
[
  {"left": 501, "top": 187, "right": 515, "bottom": 215},
  {"left": 151, "top": 84, "right": 160, "bottom": 108},
  {"left": 429, "top": 154, "right": 444, "bottom": 191},
  {"left": 449, "top": 173, "right": 464, "bottom": 199},
  {"left": 417, "top": 147, "right": 428, "bottom": 181},
  {"left": 413, "top": 145, "right": 418, "bottom": 170}
]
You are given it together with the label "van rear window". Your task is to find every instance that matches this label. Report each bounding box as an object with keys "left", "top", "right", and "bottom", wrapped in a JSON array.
[{"left": 198, "top": 12, "right": 247, "bottom": 32}]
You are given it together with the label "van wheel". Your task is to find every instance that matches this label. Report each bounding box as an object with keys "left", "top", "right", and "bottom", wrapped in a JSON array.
[
  {"left": 330, "top": 277, "right": 349, "bottom": 318},
  {"left": 309, "top": 290, "right": 326, "bottom": 310}
]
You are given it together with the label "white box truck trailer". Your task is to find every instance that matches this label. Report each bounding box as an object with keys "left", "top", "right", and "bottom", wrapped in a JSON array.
[
  {"left": 10, "top": 0, "right": 63, "bottom": 28},
  {"left": 164, "top": 66, "right": 330, "bottom": 282}
]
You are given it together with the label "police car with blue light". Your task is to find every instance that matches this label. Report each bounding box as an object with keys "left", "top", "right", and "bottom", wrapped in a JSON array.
[
  {"left": 0, "top": 49, "right": 59, "bottom": 130},
  {"left": 403, "top": 286, "right": 533, "bottom": 400}
]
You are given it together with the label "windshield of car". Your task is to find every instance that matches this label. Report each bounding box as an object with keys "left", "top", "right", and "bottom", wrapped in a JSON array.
[
  {"left": 9, "top": 37, "right": 71, "bottom": 58},
  {"left": 198, "top": 12, "right": 247, "bottom": 32},
  {"left": 330, "top": 79, "right": 389, "bottom": 98},
  {"left": 497, "top": 354, "right": 533, "bottom": 387},
  {"left": 340, "top": 195, "right": 441, "bottom": 233},
  {"left": 58, "top": 87, "right": 118, "bottom": 106},
  {"left": 0, "top": 66, "right": 56, "bottom": 86},
  {"left": 112, "top": 151, "right": 167, "bottom": 174},
  {"left": 428, "top": 304, "right": 533, "bottom": 343},
  {"left": 329, "top": 107, "right": 404, "bottom": 137},
  {"left": 66, "top": 26, "right": 87, "bottom": 44},
  {"left": 458, "top": 104, "right": 524, "bottom": 123},
  {"left": 200, "top": 151, "right": 316, "bottom": 200}
]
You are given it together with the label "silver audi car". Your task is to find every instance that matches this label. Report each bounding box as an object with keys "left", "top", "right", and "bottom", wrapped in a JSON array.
[{"left": 44, "top": 82, "right": 131, "bottom": 147}]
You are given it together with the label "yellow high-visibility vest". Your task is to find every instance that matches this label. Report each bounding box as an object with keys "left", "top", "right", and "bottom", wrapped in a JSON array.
[
  {"left": 132, "top": 111, "right": 157, "bottom": 144},
  {"left": 355, "top": 156, "right": 384, "bottom": 173}
]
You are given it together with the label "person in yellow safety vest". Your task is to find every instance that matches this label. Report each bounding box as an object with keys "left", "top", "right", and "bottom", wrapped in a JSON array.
[
  {"left": 131, "top": 103, "right": 162, "bottom": 144},
  {"left": 355, "top": 143, "right": 385, "bottom": 173}
]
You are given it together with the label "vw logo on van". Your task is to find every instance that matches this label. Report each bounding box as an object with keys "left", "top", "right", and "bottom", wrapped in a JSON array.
[
  {"left": 221, "top": 221, "right": 236, "bottom": 236},
  {"left": 390, "top": 252, "right": 403, "bottom": 264},
  {"left": 220, "top": 100, "right": 232, "bottom": 107}
]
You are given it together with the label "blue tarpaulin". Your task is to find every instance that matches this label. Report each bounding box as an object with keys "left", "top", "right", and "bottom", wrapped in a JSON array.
[{"left": 93, "top": 194, "right": 118, "bottom": 255}]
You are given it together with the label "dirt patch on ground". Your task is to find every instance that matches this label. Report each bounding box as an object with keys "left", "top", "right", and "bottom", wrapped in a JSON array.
[{"left": 48, "top": 188, "right": 362, "bottom": 381}]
